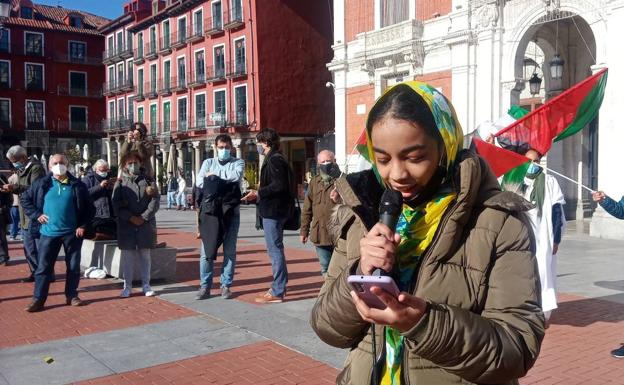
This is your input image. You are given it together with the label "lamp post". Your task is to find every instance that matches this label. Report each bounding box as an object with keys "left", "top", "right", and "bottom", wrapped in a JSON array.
[
  {"left": 529, "top": 73, "right": 542, "bottom": 96},
  {"left": 549, "top": 54, "right": 564, "bottom": 80}
]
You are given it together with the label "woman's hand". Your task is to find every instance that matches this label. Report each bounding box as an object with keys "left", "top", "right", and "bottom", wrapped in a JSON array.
[
  {"left": 592, "top": 190, "right": 606, "bottom": 203},
  {"left": 359, "top": 223, "right": 401, "bottom": 275},
  {"left": 350, "top": 287, "right": 428, "bottom": 332}
]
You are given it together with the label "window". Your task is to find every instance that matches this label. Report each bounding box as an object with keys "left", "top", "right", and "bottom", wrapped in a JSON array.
[
  {"left": 25, "top": 63, "right": 44, "bottom": 91},
  {"left": 137, "top": 106, "right": 144, "bottom": 123},
  {"left": 26, "top": 100, "right": 45, "bottom": 129},
  {"left": 21, "top": 7, "right": 33, "bottom": 19},
  {"left": 117, "top": 63, "right": 125, "bottom": 87},
  {"left": 234, "top": 38, "right": 245, "bottom": 74},
  {"left": 108, "top": 66, "right": 115, "bottom": 89},
  {"left": 70, "top": 16, "right": 83, "bottom": 28},
  {"left": 150, "top": 64, "right": 157, "bottom": 93},
  {"left": 232, "top": 0, "right": 242, "bottom": 21},
  {"left": 193, "top": 10, "right": 203, "bottom": 35},
  {"left": 25, "top": 32, "right": 43, "bottom": 56},
  {"left": 178, "top": 97, "right": 187, "bottom": 131},
  {"left": 127, "top": 61, "right": 134, "bottom": 84},
  {"left": 149, "top": 104, "right": 157, "bottom": 134},
  {"left": 138, "top": 68, "right": 144, "bottom": 94},
  {"left": 150, "top": 27, "right": 156, "bottom": 53},
  {"left": 0, "top": 99, "right": 10, "bottom": 127},
  {"left": 214, "top": 46, "right": 224, "bottom": 77},
  {"left": 128, "top": 97, "right": 135, "bottom": 122},
  {"left": 163, "top": 101, "right": 171, "bottom": 132},
  {"left": 126, "top": 32, "right": 133, "bottom": 51},
  {"left": 108, "top": 100, "right": 115, "bottom": 121},
  {"left": 137, "top": 33, "right": 144, "bottom": 56},
  {"left": 164, "top": 60, "right": 171, "bottom": 89},
  {"left": 118, "top": 99, "right": 125, "bottom": 120},
  {"left": 69, "top": 72, "right": 86, "bottom": 96},
  {"left": 69, "top": 41, "right": 86, "bottom": 62},
  {"left": 117, "top": 31, "right": 124, "bottom": 53},
  {"left": 195, "top": 51, "right": 205, "bottom": 81},
  {"left": 107, "top": 35, "right": 114, "bottom": 53},
  {"left": 178, "top": 17, "right": 187, "bottom": 42},
  {"left": 214, "top": 89, "right": 226, "bottom": 125},
  {"left": 70, "top": 106, "right": 87, "bottom": 131},
  {"left": 162, "top": 20, "right": 170, "bottom": 49},
  {"left": 0, "top": 29, "right": 9, "bottom": 53},
  {"left": 0, "top": 61, "right": 9, "bottom": 89},
  {"left": 195, "top": 93, "right": 206, "bottom": 128},
  {"left": 235, "top": 85, "right": 247, "bottom": 124},
  {"left": 177, "top": 57, "right": 186, "bottom": 86},
  {"left": 380, "top": 0, "right": 409, "bottom": 28},
  {"left": 212, "top": 1, "right": 222, "bottom": 29}
]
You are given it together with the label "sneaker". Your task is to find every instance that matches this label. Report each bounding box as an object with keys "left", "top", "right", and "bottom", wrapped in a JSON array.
[
  {"left": 221, "top": 286, "right": 232, "bottom": 299},
  {"left": 120, "top": 288, "right": 131, "bottom": 298},
  {"left": 195, "top": 286, "right": 210, "bottom": 300},
  {"left": 611, "top": 345, "right": 624, "bottom": 358},
  {"left": 66, "top": 297, "right": 84, "bottom": 306},
  {"left": 143, "top": 285, "right": 156, "bottom": 297},
  {"left": 254, "top": 290, "right": 283, "bottom": 304}
]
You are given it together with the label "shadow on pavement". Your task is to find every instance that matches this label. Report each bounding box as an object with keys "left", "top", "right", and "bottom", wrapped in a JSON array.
[{"left": 551, "top": 293, "right": 624, "bottom": 327}]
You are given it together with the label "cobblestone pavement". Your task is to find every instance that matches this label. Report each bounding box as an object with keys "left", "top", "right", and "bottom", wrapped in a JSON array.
[{"left": 1, "top": 205, "right": 624, "bottom": 384}]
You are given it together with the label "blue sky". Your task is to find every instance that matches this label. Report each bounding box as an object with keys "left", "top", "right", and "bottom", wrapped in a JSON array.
[{"left": 36, "top": 0, "right": 127, "bottom": 20}]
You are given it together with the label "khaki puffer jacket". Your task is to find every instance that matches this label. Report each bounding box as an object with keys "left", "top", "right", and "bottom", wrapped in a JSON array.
[{"left": 311, "top": 151, "right": 544, "bottom": 385}]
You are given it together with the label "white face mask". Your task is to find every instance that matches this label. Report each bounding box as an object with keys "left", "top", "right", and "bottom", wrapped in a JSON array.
[
  {"left": 96, "top": 171, "right": 108, "bottom": 178},
  {"left": 51, "top": 164, "right": 67, "bottom": 176}
]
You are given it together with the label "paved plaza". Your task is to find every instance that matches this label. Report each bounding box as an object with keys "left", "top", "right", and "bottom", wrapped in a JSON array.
[{"left": 1, "top": 203, "right": 624, "bottom": 384}]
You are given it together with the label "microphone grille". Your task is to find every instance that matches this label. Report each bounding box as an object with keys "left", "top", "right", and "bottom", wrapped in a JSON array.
[{"left": 379, "top": 189, "right": 403, "bottom": 215}]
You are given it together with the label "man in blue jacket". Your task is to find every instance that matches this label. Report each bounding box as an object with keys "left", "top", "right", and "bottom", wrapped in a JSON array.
[{"left": 21, "top": 154, "right": 94, "bottom": 312}]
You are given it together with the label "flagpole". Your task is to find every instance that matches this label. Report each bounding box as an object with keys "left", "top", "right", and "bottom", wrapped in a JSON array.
[{"left": 545, "top": 166, "right": 594, "bottom": 193}]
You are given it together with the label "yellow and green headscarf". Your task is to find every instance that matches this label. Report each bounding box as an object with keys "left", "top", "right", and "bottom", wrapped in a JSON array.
[{"left": 360, "top": 81, "right": 464, "bottom": 385}]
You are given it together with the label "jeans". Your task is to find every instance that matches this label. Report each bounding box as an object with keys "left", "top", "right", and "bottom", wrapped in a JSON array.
[
  {"left": 199, "top": 207, "right": 240, "bottom": 289},
  {"left": 34, "top": 232, "right": 83, "bottom": 301},
  {"left": 22, "top": 230, "right": 39, "bottom": 274},
  {"left": 167, "top": 191, "right": 177, "bottom": 209},
  {"left": 176, "top": 191, "right": 187, "bottom": 207},
  {"left": 120, "top": 248, "right": 151, "bottom": 289},
  {"left": 316, "top": 246, "right": 333, "bottom": 275},
  {"left": 10, "top": 206, "right": 20, "bottom": 237},
  {"left": 262, "top": 217, "right": 288, "bottom": 297}
]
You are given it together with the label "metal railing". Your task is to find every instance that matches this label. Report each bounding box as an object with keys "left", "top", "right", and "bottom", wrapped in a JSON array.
[
  {"left": 226, "top": 60, "right": 247, "bottom": 78},
  {"left": 205, "top": 16, "right": 224, "bottom": 35},
  {"left": 58, "top": 85, "right": 103, "bottom": 98},
  {"left": 188, "top": 71, "right": 206, "bottom": 86},
  {"left": 224, "top": 7, "right": 244, "bottom": 29},
  {"left": 171, "top": 76, "right": 187, "bottom": 91},
  {"left": 207, "top": 64, "right": 226, "bottom": 82},
  {"left": 228, "top": 111, "right": 248, "bottom": 126},
  {"left": 25, "top": 81, "right": 45, "bottom": 92},
  {"left": 57, "top": 53, "right": 102, "bottom": 66},
  {"left": 158, "top": 78, "right": 172, "bottom": 95},
  {"left": 57, "top": 120, "right": 103, "bottom": 132},
  {"left": 171, "top": 31, "right": 187, "bottom": 48},
  {"left": 102, "top": 44, "right": 133, "bottom": 63},
  {"left": 159, "top": 36, "right": 172, "bottom": 53},
  {"left": 145, "top": 42, "right": 158, "bottom": 59},
  {"left": 103, "top": 118, "right": 133, "bottom": 132},
  {"left": 188, "top": 24, "right": 204, "bottom": 42}
]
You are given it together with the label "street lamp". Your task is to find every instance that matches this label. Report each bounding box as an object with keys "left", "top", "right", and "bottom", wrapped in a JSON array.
[
  {"left": 549, "top": 54, "right": 565, "bottom": 80},
  {"left": 529, "top": 73, "right": 542, "bottom": 96}
]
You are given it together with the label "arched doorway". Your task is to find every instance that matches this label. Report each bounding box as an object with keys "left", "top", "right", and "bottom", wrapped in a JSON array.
[{"left": 511, "top": 12, "right": 597, "bottom": 220}]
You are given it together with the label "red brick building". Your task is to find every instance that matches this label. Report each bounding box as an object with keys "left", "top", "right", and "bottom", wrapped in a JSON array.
[
  {"left": 100, "top": 0, "right": 334, "bottom": 188},
  {"left": 0, "top": 0, "right": 109, "bottom": 161}
]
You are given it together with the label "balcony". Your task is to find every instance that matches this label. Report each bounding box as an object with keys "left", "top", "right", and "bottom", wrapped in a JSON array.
[
  {"left": 158, "top": 78, "right": 172, "bottom": 96},
  {"left": 224, "top": 8, "right": 244, "bottom": 30},
  {"left": 171, "top": 31, "right": 187, "bottom": 49},
  {"left": 206, "top": 65, "right": 226, "bottom": 83},
  {"left": 134, "top": 47, "right": 145, "bottom": 64},
  {"left": 135, "top": 87, "right": 145, "bottom": 101},
  {"left": 189, "top": 117, "right": 207, "bottom": 131},
  {"left": 118, "top": 78, "right": 134, "bottom": 93},
  {"left": 187, "top": 25, "right": 204, "bottom": 43},
  {"left": 3, "top": 43, "right": 50, "bottom": 58},
  {"left": 119, "top": 45, "right": 133, "bottom": 59},
  {"left": 58, "top": 85, "right": 103, "bottom": 98},
  {"left": 148, "top": 121, "right": 161, "bottom": 135},
  {"left": 57, "top": 120, "right": 103, "bottom": 132},
  {"left": 58, "top": 53, "right": 102, "bottom": 66},
  {"left": 171, "top": 76, "right": 187, "bottom": 92},
  {"left": 228, "top": 111, "right": 248, "bottom": 127},
  {"left": 205, "top": 16, "right": 224, "bottom": 36},
  {"left": 173, "top": 120, "right": 188, "bottom": 133},
  {"left": 208, "top": 112, "right": 227, "bottom": 127},
  {"left": 147, "top": 82, "right": 158, "bottom": 99},
  {"left": 159, "top": 37, "right": 172, "bottom": 55},
  {"left": 145, "top": 43, "right": 158, "bottom": 60},
  {"left": 226, "top": 60, "right": 247, "bottom": 79},
  {"left": 25, "top": 81, "right": 45, "bottom": 92},
  {"left": 103, "top": 118, "right": 132, "bottom": 132},
  {"left": 188, "top": 71, "right": 206, "bottom": 88}
]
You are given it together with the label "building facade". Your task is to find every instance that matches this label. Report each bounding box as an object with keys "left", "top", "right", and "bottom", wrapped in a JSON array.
[
  {"left": 330, "top": 0, "right": 624, "bottom": 238},
  {"left": 0, "top": 0, "right": 108, "bottom": 164},
  {"left": 101, "top": 0, "right": 334, "bottom": 190}
]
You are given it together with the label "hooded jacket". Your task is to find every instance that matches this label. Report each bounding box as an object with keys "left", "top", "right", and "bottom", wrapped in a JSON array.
[{"left": 310, "top": 151, "right": 544, "bottom": 385}]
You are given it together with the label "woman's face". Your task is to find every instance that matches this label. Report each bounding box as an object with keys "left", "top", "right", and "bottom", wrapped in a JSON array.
[{"left": 371, "top": 117, "right": 442, "bottom": 201}]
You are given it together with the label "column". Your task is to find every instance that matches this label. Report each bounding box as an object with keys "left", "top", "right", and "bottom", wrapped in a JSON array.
[
  {"left": 105, "top": 139, "right": 112, "bottom": 165},
  {"left": 193, "top": 140, "right": 203, "bottom": 179},
  {"left": 232, "top": 138, "right": 242, "bottom": 160},
  {"left": 176, "top": 142, "right": 185, "bottom": 176},
  {"left": 116, "top": 138, "right": 123, "bottom": 167}
]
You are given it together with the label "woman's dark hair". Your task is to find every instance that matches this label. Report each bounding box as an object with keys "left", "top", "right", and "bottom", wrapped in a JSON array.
[
  {"left": 133, "top": 122, "right": 148, "bottom": 139},
  {"left": 256, "top": 128, "right": 280, "bottom": 150},
  {"left": 215, "top": 134, "right": 233, "bottom": 147},
  {"left": 366, "top": 84, "right": 441, "bottom": 147},
  {"left": 120, "top": 150, "right": 143, "bottom": 167}
]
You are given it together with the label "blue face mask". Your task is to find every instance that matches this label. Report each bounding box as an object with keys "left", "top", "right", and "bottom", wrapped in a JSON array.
[
  {"left": 257, "top": 145, "right": 265, "bottom": 155},
  {"left": 527, "top": 162, "right": 542, "bottom": 174},
  {"left": 12, "top": 162, "right": 24, "bottom": 169},
  {"left": 217, "top": 148, "right": 231, "bottom": 161}
]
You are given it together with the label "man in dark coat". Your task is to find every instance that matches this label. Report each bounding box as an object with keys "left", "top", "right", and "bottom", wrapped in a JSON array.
[
  {"left": 21, "top": 154, "right": 94, "bottom": 312},
  {"left": 82, "top": 159, "right": 117, "bottom": 239}
]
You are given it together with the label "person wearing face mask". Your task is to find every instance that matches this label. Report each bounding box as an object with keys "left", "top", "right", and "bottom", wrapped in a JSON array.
[
  {"left": 119, "top": 123, "right": 154, "bottom": 178},
  {"left": 300, "top": 150, "right": 340, "bottom": 278},
  {"left": 112, "top": 151, "right": 160, "bottom": 298},
  {"left": 194, "top": 134, "right": 244, "bottom": 300},
  {"left": 20, "top": 154, "right": 94, "bottom": 312},
  {"left": 311, "top": 82, "right": 544, "bottom": 384},
  {"left": 3, "top": 146, "right": 46, "bottom": 280},
  {"left": 82, "top": 159, "right": 117, "bottom": 240},
  {"left": 505, "top": 149, "right": 565, "bottom": 327}
]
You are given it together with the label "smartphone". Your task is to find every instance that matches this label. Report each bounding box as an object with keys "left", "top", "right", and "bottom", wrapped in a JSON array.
[{"left": 347, "top": 275, "right": 401, "bottom": 309}]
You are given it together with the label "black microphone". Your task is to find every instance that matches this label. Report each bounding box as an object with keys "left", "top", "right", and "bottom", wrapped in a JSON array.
[{"left": 372, "top": 189, "right": 403, "bottom": 276}]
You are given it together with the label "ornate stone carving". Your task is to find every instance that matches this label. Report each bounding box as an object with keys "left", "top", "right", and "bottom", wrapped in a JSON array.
[{"left": 476, "top": 3, "right": 499, "bottom": 28}]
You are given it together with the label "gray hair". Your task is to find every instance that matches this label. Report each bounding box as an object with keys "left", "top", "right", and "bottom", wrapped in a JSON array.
[
  {"left": 5, "top": 145, "right": 27, "bottom": 160},
  {"left": 93, "top": 159, "right": 109, "bottom": 170},
  {"left": 48, "top": 154, "right": 69, "bottom": 167}
]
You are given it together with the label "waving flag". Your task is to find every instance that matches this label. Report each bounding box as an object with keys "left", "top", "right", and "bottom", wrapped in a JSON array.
[{"left": 495, "top": 68, "right": 608, "bottom": 156}]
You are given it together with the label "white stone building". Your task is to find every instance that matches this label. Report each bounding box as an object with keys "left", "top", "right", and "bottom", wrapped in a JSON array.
[{"left": 329, "top": 0, "right": 624, "bottom": 238}]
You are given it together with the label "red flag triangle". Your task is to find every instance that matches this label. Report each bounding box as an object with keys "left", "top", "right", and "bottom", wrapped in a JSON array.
[{"left": 473, "top": 138, "right": 530, "bottom": 177}]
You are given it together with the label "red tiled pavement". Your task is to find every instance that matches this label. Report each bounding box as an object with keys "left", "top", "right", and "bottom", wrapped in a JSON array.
[
  {"left": 0, "top": 241, "right": 197, "bottom": 349},
  {"left": 157, "top": 228, "right": 325, "bottom": 303},
  {"left": 74, "top": 341, "right": 339, "bottom": 385}
]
